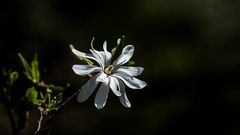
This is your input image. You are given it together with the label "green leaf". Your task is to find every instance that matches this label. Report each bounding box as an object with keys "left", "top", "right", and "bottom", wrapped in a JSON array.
[
  {"left": 126, "top": 61, "right": 135, "bottom": 66},
  {"left": 70, "top": 44, "right": 94, "bottom": 65},
  {"left": 117, "top": 38, "right": 121, "bottom": 45},
  {"left": 112, "top": 35, "right": 126, "bottom": 61},
  {"left": 9, "top": 71, "right": 19, "bottom": 86},
  {"left": 18, "top": 53, "right": 33, "bottom": 81},
  {"left": 46, "top": 87, "right": 53, "bottom": 93},
  {"left": 25, "top": 87, "right": 38, "bottom": 105},
  {"left": 2, "top": 68, "right": 19, "bottom": 86},
  {"left": 31, "top": 54, "right": 40, "bottom": 83},
  {"left": 47, "top": 93, "right": 51, "bottom": 104},
  {"left": 48, "top": 84, "right": 69, "bottom": 92},
  {"left": 56, "top": 93, "right": 63, "bottom": 104}
]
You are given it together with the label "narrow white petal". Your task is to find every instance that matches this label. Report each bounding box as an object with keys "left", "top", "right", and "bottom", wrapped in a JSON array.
[
  {"left": 96, "top": 72, "right": 108, "bottom": 82},
  {"left": 90, "top": 38, "right": 105, "bottom": 68},
  {"left": 109, "top": 76, "right": 121, "bottom": 96},
  {"left": 71, "top": 47, "right": 98, "bottom": 62},
  {"left": 90, "top": 39, "right": 112, "bottom": 68},
  {"left": 103, "top": 41, "right": 107, "bottom": 51},
  {"left": 115, "top": 66, "right": 144, "bottom": 76},
  {"left": 103, "top": 41, "right": 112, "bottom": 66},
  {"left": 118, "top": 79, "right": 131, "bottom": 108},
  {"left": 72, "top": 65, "right": 102, "bottom": 76},
  {"left": 77, "top": 73, "right": 101, "bottom": 103},
  {"left": 90, "top": 49, "right": 104, "bottom": 68},
  {"left": 112, "top": 72, "right": 147, "bottom": 89},
  {"left": 113, "top": 45, "right": 134, "bottom": 67},
  {"left": 95, "top": 78, "right": 110, "bottom": 109}
]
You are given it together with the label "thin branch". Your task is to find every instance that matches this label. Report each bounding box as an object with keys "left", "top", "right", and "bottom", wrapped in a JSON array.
[
  {"left": 34, "top": 107, "right": 44, "bottom": 135},
  {"left": 46, "top": 88, "right": 80, "bottom": 124},
  {"left": 34, "top": 88, "right": 80, "bottom": 134},
  {"left": 34, "top": 75, "right": 91, "bottom": 134}
]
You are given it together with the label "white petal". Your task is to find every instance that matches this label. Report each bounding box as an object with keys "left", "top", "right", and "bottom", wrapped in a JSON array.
[
  {"left": 115, "top": 66, "right": 144, "bottom": 76},
  {"left": 71, "top": 46, "right": 98, "bottom": 62},
  {"left": 90, "top": 38, "right": 112, "bottom": 68},
  {"left": 109, "top": 76, "right": 121, "bottom": 96},
  {"left": 103, "top": 41, "right": 108, "bottom": 51},
  {"left": 112, "top": 72, "right": 147, "bottom": 89},
  {"left": 113, "top": 45, "right": 134, "bottom": 67},
  {"left": 118, "top": 79, "right": 131, "bottom": 108},
  {"left": 90, "top": 49, "right": 104, "bottom": 68},
  {"left": 77, "top": 73, "right": 101, "bottom": 103},
  {"left": 103, "top": 41, "right": 112, "bottom": 66},
  {"left": 90, "top": 38, "right": 105, "bottom": 68},
  {"left": 96, "top": 72, "right": 108, "bottom": 82},
  {"left": 72, "top": 65, "right": 102, "bottom": 76},
  {"left": 95, "top": 77, "right": 110, "bottom": 109}
]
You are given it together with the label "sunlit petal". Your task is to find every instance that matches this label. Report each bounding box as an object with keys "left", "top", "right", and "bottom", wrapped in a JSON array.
[
  {"left": 96, "top": 72, "right": 108, "bottom": 82},
  {"left": 72, "top": 65, "right": 102, "bottom": 76},
  {"left": 103, "top": 41, "right": 112, "bottom": 66},
  {"left": 113, "top": 45, "right": 134, "bottom": 67},
  {"left": 109, "top": 76, "right": 121, "bottom": 96},
  {"left": 115, "top": 66, "right": 144, "bottom": 76},
  {"left": 112, "top": 72, "right": 147, "bottom": 89},
  {"left": 118, "top": 79, "right": 131, "bottom": 108},
  {"left": 71, "top": 46, "right": 98, "bottom": 62}
]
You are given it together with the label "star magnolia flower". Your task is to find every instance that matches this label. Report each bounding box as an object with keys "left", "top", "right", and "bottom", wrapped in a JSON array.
[{"left": 71, "top": 38, "right": 147, "bottom": 109}]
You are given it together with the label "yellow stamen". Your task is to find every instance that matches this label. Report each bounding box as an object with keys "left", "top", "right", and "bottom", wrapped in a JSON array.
[{"left": 104, "top": 65, "right": 113, "bottom": 75}]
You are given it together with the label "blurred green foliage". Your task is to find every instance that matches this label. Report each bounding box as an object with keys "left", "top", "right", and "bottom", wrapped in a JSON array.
[{"left": 18, "top": 53, "right": 65, "bottom": 114}]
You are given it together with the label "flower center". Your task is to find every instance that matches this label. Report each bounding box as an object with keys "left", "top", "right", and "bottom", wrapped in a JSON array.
[{"left": 104, "top": 65, "right": 113, "bottom": 75}]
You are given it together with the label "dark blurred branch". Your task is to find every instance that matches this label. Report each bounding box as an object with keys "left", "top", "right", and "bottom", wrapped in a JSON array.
[{"left": 2, "top": 87, "right": 20, "bottom": 135}]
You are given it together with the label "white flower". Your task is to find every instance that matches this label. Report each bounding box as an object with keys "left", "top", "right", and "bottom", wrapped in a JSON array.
[{"left": 71, "top": 38, "right": 147, "bottom": 109}]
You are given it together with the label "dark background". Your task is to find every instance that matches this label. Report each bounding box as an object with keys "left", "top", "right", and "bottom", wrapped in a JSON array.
[{"left": 1, "top": 0, "right": 240, "bottom": 135}]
